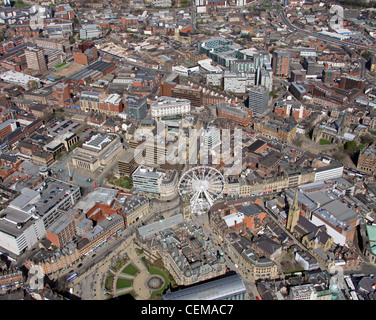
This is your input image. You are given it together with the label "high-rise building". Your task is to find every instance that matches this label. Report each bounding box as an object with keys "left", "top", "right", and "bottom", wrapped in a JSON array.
[
  {"left": 339, "top": 74, "right": 366, "bottom": 91},
  {"left": 272, "top": 50, "right": 291, "bottom": 77},
  {"left": 118, "top": 150, "right": 137, "bottom": 177},
  {"left": 125, "top": 96, "right": 148, "bottom": 121},
  {"left": 244, "top": 85, "right": 270, "bottom": 116},
  {"left": 322, "top": 68, "right": 336, "bottom": 85},
  {"left": 25, "top": 46, "right": 47, "bottom": 73},
  {"left": 256, "top": 67, "right": 273, "bottom": 92}
]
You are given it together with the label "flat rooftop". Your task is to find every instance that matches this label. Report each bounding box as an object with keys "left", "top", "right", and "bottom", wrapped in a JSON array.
[
  {"left": 138, "top": 214, "right": 184, "bottom": 239},
  {"left": 83, "top": 133, "right": 113, "bottom": 151},
  {"left": 0, "top": 207, "right": 34, "bottom": 238},
  {"left": 74, "top": 187, "right": 119, "bottom": 213}
]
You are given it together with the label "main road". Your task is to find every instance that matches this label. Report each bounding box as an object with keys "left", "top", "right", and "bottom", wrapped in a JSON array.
[
  {"left": 273, "top": 0, "right": 375, "bottom": 86},
  {"left": 273, "top": 0, "right": 376, "bottom": 53}
]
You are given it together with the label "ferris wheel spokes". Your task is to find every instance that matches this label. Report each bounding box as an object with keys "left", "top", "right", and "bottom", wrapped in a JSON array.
[{"left": 178, "top": 166, "right": 225, "bottom": 215}]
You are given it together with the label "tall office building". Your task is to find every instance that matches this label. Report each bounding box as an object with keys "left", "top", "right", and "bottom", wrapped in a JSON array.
[
  {"left": 272, "top": 50, "right": 291, "bottom": 77},
  {"left": 339, "top": 74, "right": 366, "bottom": 91},
  {"left": 322, "top": 69, "right": 336, "bottom": 86},
  {"left": 25, "top": 46, "right": 47, "bottom": 73},
  {"left": 245, "top": 85, "right": 270, "bottom": 116},
  {"left": 125, "top": 96, "right": 148, "bottom": 121}
]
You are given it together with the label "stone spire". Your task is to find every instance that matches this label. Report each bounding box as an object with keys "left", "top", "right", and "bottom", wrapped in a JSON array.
[{"left": 287, "top": 189, "right": 300, "bottom": 233}]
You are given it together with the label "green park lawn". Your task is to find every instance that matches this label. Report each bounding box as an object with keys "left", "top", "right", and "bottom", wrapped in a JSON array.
[
  {"left": 121, "top": 263, "right": 139, "bottom": 276},
  {"left": 116, "top": 278, "right": 133, "bottom": 290}
]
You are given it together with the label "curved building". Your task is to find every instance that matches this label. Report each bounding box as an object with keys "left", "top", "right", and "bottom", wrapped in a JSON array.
[{"left": 162, "top": 273, "right": 246, "bottom": 300}]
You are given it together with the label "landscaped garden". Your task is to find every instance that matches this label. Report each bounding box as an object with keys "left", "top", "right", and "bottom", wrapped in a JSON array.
[
  {"left": 110, "top": 176, "right": 133, "bottom": 189},
  {"left": 116, "top": 278, "right": 133, "bottom": 290},
  {"left": 121, "top": 263, "right": 139, "bottom": 276},
  {"left": 142, "top": 258, "right": 177, "bottom": 299}
]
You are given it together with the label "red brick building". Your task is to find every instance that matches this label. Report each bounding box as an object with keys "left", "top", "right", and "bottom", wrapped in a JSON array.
[
  {"left": 272, "top": 50, "right": 291, "bottom": 77},
  {"left": 171, "top": 84, "right": 203, "bottom": 107},
  {"left": 274, "top": 103, "right": 311, "bottom": 121},
  {"left": 339, "top": 74, "right": 366, "bottom": 91},
  {"left": 0, "top": 119, "right": 17, "bottom": 140},
  {"left": 99, "top": 93, "right": 123, "bottom": 115},
  {"left": 0, "top": 269, "right": 24, "bottom": 290},
  {"left": 357, "top": 144, "right": 376, "bottom": 174},
  {"left": 0, "top": 60, "right": 24, "bottom": 72},
  {"left": 73, "top": 42, "right": 98, "bottom": 65},
  {"left": 46, "top": 214, "right": 77, "bottom": 248},
  {"left": 121, "top": 15, "right": 139, "bottom": 26},
  {"left": 55, "top": 4, "right": 74, "bottom": 19},
  {"left": 217, "top": 102, "right": 252, "bottom": 126},
  {"left": 53, "top": 82, "right": 70, "bottom": 106}
]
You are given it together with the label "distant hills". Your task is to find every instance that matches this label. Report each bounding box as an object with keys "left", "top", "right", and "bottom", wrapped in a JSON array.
[{"left": 337, "top": 0, "right": 376, "bottom": 8}]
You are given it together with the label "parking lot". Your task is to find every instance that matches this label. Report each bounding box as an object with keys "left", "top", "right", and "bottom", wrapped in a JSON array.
[
  {"left": 47, "top": 118, "right": 82, "bottom": 137},
  {"left": 47, "top": 117, "right": 98, "bottom": 143}
]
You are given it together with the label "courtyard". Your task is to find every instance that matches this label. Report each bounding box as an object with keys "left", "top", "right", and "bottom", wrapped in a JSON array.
[{"left": 102, "top": 238, "right": 174, "bottom": 300}]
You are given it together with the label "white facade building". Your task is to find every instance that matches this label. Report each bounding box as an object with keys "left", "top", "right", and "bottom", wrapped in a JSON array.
[
  {"left": 151, "top": 96, "right": 191, "bottom": 118},
  {"left": 223, "top": 72, "right": 256, "bottom": 94},
  {"left": 222, "top": 211, "right": 244, "bottom": 228},
  {"left": 314, "top": 162, "right": 344, "bottom": 182},
  {"left": 153, "top": 0, "right": 172, "bottom": 7},
  {"left": 0, "top": 180, "right": 80, "bottom": 256},
  {"left": 1, "top": 71, "right": 41, "bottom": 89},
  {"left": 132, "top": 165, "right": 178, "bottom": 197},
  {"left": 289, "top": 284, "right": 318, "bottom": 300}
]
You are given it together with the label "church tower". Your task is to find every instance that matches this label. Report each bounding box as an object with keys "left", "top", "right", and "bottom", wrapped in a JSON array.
[
  {"left": 287, "top": 189, "right": 300, "bottom": 233},
  {"left": 180, "top": 194, "right": 191, "bottom": 221},
  {"left": 338, "top": 112, "right": 348, "bottom": 136}
]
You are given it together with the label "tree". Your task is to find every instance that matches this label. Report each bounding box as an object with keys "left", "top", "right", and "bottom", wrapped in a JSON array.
[
  {"left": 292, "top": 134, "right": 303, "bottom": 147},
  {"left": 344, "top": 140, "right": 358, "bottom": 152},
  {"left": 69, "top": 34, "right": 75, "bottom": 44},
  {"left": 360, "top": 133, "right": 375, "bottom": 146},
  {"left": 28, "top": 80, "right": 38, "bottom": 89}
]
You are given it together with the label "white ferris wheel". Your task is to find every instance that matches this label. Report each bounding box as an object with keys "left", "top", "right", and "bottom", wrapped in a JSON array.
[{"left": 178, "top": 166, "right": 225, "bottom": 215}]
